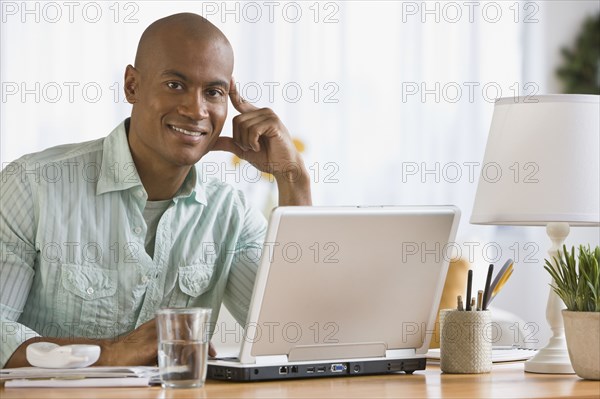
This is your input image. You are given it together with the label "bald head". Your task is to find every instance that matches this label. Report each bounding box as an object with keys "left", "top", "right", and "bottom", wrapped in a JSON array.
[{"left": 134, "top": 13, "right": 232, "bottom": 72}]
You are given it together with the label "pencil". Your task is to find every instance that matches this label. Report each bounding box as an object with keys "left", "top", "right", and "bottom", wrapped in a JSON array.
[
  {"left": 465, "top": 269, "right": 473, "bottom": 311},
  {"left": 482, "top": 263, "right": 494, "bottom": 310}
]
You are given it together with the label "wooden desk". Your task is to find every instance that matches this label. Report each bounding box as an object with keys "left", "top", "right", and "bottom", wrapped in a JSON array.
[{"left": 1, "top": 363, "right": 599, "bottom": 398}]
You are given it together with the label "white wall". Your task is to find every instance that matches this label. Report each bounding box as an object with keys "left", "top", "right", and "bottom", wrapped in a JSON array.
[{"left": 491, "top": 1, "right": 600, "bottom": 349}]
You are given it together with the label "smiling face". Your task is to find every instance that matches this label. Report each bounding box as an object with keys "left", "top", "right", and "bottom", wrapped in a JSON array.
[{"left": 125, "top": 25, "right": 234, "bottom": 171}]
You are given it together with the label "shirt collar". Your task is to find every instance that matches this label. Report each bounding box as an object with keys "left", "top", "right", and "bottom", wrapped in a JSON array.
[
  {"left": 96, "top": 119, "right": 205, "bottom": 205},
  {"left": 176, "top": 166, "right": 207, "bottom": 205},
  {"left": 96, "top": 119, "right": 141, "bottom": 196}
]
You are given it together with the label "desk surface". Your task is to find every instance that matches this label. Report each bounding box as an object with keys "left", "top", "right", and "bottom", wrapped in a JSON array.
[{"left": 1, "top": 363, "right": 599, "bottom": 399}]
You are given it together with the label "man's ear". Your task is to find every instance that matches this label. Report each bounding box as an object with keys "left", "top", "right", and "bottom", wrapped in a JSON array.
[{"left": 124, "top": 65, "right": 139, "bottom": 104}]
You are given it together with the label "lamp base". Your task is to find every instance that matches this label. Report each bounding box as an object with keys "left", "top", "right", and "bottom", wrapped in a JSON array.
[
  {"left": 524, "top": 222, "right": 575, "bottom": 374},
  {"left": 524, "top": 288, "right": 574, "bottom": 374},
  {"left": 524, "top": 338, "right": 574, "bottom": 374}
]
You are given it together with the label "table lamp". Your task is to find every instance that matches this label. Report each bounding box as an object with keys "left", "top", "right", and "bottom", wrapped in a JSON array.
[{"left": 470, "top": 94, "right": 600, "bottom": 374}]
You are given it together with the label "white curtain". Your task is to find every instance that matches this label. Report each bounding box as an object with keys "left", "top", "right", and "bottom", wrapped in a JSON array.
[
  {"left": 1, "top": 1, "right": 536, "bottom": 244},
  {"left": 4, "top": 0, "right": 600, "bottom": 348},
  {"left": 2, "top": 1, "right": 527, "bottom": 238}
]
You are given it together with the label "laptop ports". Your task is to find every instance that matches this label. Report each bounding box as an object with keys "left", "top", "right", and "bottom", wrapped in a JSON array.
[
  {"left": 279, "top": 366, "right": 288, "bottom": 375},
  {"left": 306, "top": 367, "right": 315, "bottom": 374},
  {"left": 330, "top": 363, "right": 347, "bottom": 373},
  {"left": 213, "top": 369, "right": 225, "bottom": 378},
  {"left": 317, "top": 366, "right": 326, "bottom": 373}
]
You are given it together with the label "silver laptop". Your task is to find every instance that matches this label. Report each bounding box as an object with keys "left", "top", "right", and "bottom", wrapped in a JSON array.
[{"left": 207, "top": 205, "right": 460, "bottom": 381}]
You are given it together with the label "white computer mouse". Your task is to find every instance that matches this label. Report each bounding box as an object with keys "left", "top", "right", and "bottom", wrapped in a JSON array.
[{"left": 26, "top": 342, "right": 101, "bottom": 368}]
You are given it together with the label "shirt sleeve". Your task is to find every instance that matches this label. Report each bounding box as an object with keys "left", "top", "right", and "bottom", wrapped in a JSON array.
[
  {"left": 0, "top": 161, "right": 40, "bottom": 367},
  {"left": 222, "top": 198, "right": 267, "bottom": 326}
]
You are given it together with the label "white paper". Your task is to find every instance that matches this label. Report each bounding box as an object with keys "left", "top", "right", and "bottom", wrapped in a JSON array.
[
  {"left": 5, "top": 377, "right": 150, "bottom": 388},
  {"left": 0, "top": 366, "right": 158, "bottom": 381},
  {"left": 426, "top": 348, "right": 537, "bottom": 363}
]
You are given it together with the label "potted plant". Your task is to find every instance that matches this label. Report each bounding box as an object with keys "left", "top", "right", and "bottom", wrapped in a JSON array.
[{"left": 544, "top": 245, "right": 600, "bottom": 380}]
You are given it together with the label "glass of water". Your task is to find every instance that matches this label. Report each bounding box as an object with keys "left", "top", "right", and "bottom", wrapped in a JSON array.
[{"left": 156, "top": 308, "right": 212, "bottom": 389}]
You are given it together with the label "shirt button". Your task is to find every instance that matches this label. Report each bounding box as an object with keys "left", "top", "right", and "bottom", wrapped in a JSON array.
[
  {"left": 141, "top": 275, "right": 149, "bottom": 284},
  {"left": 133, "top": 226, "right": 142, "bottom": 234},
  {"left": 86, "top": 287, "right": 94, "bottom": 295}
]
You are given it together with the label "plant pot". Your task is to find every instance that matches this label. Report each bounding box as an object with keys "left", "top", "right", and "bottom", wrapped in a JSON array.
[{"left": 562, "top": 310, "right": 600, "bottom": 380}]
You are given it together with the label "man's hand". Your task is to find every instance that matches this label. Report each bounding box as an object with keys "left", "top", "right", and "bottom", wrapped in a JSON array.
[
  {"left": 102, "top": 319, "right": 217, "bottom": 365},
  {"left": 100, "top": 319, "right": 158, "bottom": 366},
  {"left": 212, "top": 78, "right": 311, "bottom": 206}
]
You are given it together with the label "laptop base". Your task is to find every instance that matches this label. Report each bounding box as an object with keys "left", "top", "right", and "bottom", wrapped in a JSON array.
[{"left": 207, "top": 357, "right": 426, "bottom": 382}]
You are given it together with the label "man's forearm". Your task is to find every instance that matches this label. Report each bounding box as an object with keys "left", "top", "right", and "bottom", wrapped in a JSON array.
[
  {"left": 275, "top": 164, "right": 312, "bottom": 206},
  {"left": 5, "top": 318, "right": 160, "bottom": 368}
]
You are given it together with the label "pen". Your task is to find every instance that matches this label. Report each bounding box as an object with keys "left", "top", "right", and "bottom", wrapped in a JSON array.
[
  {"left": 488, "top": 267, "right": 514, "bottom": 306},
  {"left": 457, "top": 295, "right": 464, "bottom": 311},
  {"left": 489, "top": 259, "right": 513, "bottom": 296},
  {"left": 476, "top": 290, "right": 484, "bottom": 311},
  {"left": 482, "top": 263, "right": 494, "bottom": 310},
  {"left": 465, "top": 269, "right": 473, "bottom": 311},
  {"left": 470, "top": 297, "right": 476, "bottom": 310}
]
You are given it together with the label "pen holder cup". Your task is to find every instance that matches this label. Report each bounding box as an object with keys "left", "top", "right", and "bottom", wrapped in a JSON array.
[{"left": 439, "top": 309, "right": 492, "bottom": 374}]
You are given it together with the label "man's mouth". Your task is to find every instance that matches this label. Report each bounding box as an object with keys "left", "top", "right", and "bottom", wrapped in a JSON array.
[{"left": 168, "top": 124, "right": 207, "bottom": 137}]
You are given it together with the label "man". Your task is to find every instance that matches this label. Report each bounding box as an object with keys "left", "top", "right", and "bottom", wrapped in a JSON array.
[{"left": 0, "top": 13, "right": 311, "bottom": 368}]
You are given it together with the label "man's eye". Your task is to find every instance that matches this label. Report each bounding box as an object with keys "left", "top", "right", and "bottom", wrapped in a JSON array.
[
  {"left": 167, "top": 82, "right": 183, "bottom": 90},
  {"left": 206, "top": 89, "right": 224, "bottom": 98}
]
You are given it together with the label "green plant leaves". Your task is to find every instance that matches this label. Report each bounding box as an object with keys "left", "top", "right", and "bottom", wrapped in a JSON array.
[
  {"left": 556, "top": 13, "right": 600, "bottom": 94},
  {"left": 544, "top": 245, "right": 600, "bottom": 312}
]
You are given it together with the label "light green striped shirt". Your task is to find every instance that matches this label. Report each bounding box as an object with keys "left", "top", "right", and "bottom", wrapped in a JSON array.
[{"left": 0, "top": 120, "right": 266, "bottom": 367}]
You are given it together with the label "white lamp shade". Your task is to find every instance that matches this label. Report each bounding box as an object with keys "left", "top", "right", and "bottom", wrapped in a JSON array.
[{"left": 471, "top": 94, "right": 600, "bottom": 226}]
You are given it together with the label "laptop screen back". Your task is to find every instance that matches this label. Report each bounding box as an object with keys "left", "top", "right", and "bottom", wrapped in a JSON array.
[{"left": 242, "top": 206, "right": 460, "bottom": 362}]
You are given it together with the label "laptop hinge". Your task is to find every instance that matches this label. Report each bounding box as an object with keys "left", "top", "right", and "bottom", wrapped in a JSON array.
[
  {"left": 385, "top": 349, "right": 416, "bottom": 358},
  {"left": 255, "top": 355, "right": 288, "bottom": 365}
]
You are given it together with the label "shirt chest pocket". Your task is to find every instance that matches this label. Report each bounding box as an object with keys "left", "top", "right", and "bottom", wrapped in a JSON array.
[
  {"left": 167, "top": 262, "right": 215, "bottom": 308},
  {"left": 178, "top": 263, "right": 215, "bottom": 296},
  {"left": 57, "top": 264, "right": 118, "bottom": 328}
]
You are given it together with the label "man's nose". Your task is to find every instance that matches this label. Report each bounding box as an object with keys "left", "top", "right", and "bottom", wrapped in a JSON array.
[{"left": 178, "top": 91, "right": 209, "bottom": 120}]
